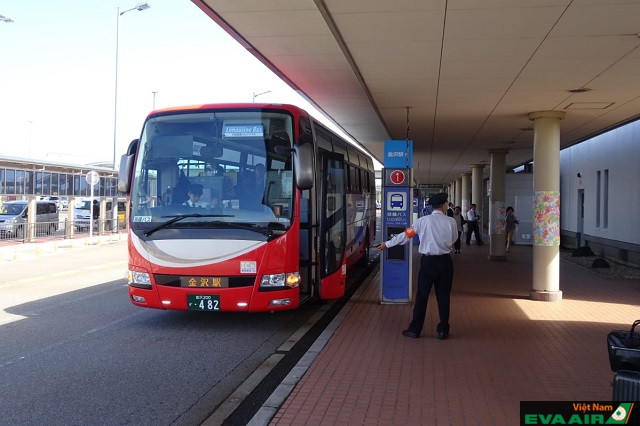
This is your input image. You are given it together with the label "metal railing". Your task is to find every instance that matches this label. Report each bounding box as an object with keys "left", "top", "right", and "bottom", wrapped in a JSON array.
[{"left": 0, "top": 218, "right": 127, "bottom": 243}]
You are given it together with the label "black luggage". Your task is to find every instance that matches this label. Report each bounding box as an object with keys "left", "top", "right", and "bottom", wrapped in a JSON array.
[
  {"left": 613, "top": 370, "right": 640, "bottom": 401},
  {"left": 608, "top": 320, "right": 640, "bottom": 372}
]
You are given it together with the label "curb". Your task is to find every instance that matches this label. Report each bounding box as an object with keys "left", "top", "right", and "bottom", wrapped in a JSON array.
[
  {"left": 247, "top": 264, "right": 377, "bottom": 425},
  {"left": 0, "top": 233, "right": 128, "bottom": 262}
]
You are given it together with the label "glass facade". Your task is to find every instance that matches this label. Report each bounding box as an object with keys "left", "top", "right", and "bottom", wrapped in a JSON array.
[{"left": 0, "top": 164, "right": 118, "bottom": 200}]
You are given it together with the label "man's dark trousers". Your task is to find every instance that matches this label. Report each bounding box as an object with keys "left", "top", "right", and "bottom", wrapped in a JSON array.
[
  {"left": 466, "top": 221, "right": 483, "bottom": 245},
  {"left": 407, "top": 254, "right": 454, "bottom": 336}
]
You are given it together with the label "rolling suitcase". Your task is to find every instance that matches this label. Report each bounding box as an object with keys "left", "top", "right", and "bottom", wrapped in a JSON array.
[{"left": 613, "top": 370, "right": 640, "bottom": 401}]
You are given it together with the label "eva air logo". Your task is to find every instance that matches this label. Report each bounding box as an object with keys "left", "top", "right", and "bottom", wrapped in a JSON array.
[
  {"left": 607, "top": 403, "right": 633, "bottom": 424},
  {"left": 522, "top": 402, "right": 636, "bottom": 424}
]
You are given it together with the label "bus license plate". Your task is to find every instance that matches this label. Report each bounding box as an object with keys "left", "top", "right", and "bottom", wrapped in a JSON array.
[{"left": 187, "top": 294, "right": 220, "bottom": 311}]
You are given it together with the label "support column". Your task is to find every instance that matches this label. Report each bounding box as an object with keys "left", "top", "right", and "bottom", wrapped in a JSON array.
[
  {"left": 455, "top": 178, "right": 462, "bottom": 209},
  {"left": 488, "top": 150, "right": 507, "bottom": 261},
  {"left": 27, "top": 196, "right": 37, "bottom": 242},
  {"left": 66, "top": 196, "right": 75, "bottom": 239},
  {"left": 528, "top": 110, "right": 565, "bottom": 302},
  {"left": 99, "top": 197, "right": 107, "bottom": 235},
  {"left": 471, "top": 164, "right": 485, "bottom": 232},
  {"left": 461, "top": 173, "right": 471, "bottom": 215}
]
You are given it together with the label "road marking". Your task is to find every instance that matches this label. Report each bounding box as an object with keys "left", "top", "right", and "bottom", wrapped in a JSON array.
[
  {"left": 0, "top": 261, "right": 127, "bottom": 289},
  {"left": 0, "top": 309, "right": 147, "bottom": 370}
]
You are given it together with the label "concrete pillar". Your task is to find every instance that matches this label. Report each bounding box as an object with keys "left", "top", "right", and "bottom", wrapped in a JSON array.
[
  {"left": 66, "top": 196, "right": 75, "bottom": 239},
  {"left": 27, "top": 196, "right": 37, "bottom": 242},
  {"left": 488, "top": 150, "right": 507, "bottom": 261},
  {"left": 528, "top": 110, "right": 565, "bottom": 302},
  {"left": 99, "top": 197, "right": 107, "bottom": 235},
  {"left": 455, "top": 178, "right": 462, "bottom": 209},
  {"left": 461, "top": 173, "right": 471, "bottom": 215},
  {"left": 449, "top": 183, "right": 455, "bottom": 204},
  {"left": 471, "top": 164, "right": 485, "bottom": 232}
]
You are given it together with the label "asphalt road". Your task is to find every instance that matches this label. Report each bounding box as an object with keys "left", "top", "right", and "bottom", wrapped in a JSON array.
[{"left": 0, "top": 242, "right": 326, "bottom": 425}]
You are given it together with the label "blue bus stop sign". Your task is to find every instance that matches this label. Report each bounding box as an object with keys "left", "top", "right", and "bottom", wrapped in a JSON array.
[{"left": 381, "top": 178, "right": 412, "bottom": 304}]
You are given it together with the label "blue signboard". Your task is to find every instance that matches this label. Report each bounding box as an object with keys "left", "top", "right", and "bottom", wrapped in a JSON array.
[
  {"left": 381, "top": 185, "right": 412, "bottom": 303},
  {"left": 384, "top": 140, "right": 413, "bottom": 168}
]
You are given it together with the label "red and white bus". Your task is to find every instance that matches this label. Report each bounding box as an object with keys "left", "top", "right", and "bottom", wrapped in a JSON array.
[{"left": 118, "top": 103, "right": 376, "bottom": 312}]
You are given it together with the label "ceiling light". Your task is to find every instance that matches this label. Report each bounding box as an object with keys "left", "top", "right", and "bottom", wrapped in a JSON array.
[
  {"left": 568, "top": 87, "right": 591, "bottom": 93},
  {"left": 565, "top": 102, "right": 613, "bottom": 110}
]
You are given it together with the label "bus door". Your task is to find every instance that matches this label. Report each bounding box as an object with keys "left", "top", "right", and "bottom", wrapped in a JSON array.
[
  {"left": 298, "top": 187, "right": 314, "bottom": 300},
  {"left": 318, "top": 151, "right": 347, "bottom": 299}
]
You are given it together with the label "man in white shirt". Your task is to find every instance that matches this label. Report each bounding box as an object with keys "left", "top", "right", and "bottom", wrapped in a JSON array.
[
  {"left": 465, "top": 203, "right": 484, "bottom": 246},
  {"left": 377, "top": 192, "right": 458, "bottom": 340}
]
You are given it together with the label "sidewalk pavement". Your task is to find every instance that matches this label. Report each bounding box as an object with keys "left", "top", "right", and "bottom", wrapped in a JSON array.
[
  {"left": 270, "top": 244, "right": 640, "bottom": 425},
  {"left": 0, "top": 232, "right": 127, "bottom": 262}
]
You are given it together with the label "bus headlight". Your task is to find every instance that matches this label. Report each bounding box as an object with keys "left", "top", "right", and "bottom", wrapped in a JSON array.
[
  {"left": 260, "top": 272, "right": 300, "bottom": 289},
  {"left": 126, "top": 270, "right": 152, "bottom": 289}
]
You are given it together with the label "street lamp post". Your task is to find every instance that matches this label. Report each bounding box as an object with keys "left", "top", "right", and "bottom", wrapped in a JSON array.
[
  {"left": 113, "top": 2, "right": 150, "bottom": 170},
  {"left": 252, "top": 90, "right": 272, "bottom": 102},
  {"left": 152, "top": 90, "right": 158, "bottom": 110},
  {"left": 28, "top": 120, "right": 33, "bottom": 158}
]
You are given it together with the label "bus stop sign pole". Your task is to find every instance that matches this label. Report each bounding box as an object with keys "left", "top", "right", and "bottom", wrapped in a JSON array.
[{"left": 381, "top": 140, "right": 413, "bottom": 304}]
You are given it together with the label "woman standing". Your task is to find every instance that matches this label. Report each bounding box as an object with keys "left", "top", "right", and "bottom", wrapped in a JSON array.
[
  {"left": 505, "top": 206, "right": 519, "bottom": 252},
  {"left": 453, "top": 206, "right": 466, "bottom": 254}
]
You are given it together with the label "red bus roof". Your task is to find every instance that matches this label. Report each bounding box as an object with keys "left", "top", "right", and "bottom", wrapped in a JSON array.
[{"left": 147, "top": 103, "right": 304, "bottom": 118}]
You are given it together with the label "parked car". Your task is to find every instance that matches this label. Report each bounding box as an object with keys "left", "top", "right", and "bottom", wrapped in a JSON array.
[
  {"left": 74, "top": 198, "right": 127, "bottom": 231},
  {"left": 48, "top": 196, "right": 61, "bottom": 211},
  {"left": 0, "top": 200, "right": 59, "bottom": 238}
]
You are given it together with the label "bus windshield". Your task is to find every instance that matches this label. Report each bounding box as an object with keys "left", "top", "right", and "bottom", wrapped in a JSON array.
[{"left": 130, "top": 109, "right": 295, "bottom": 239}]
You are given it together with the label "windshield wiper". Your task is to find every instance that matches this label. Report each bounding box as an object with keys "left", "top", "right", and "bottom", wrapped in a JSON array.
[
  {"left": 144, "top": 213, "right": 234, "bottom": 236},
  {"left": 208, "top": 221, "right": 275, "bottom": 239}
]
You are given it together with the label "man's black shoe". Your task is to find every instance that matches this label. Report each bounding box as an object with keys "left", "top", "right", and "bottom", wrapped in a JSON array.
[
  {"left": 437, "top": 331, "right": 449, "bottom": 340},
  {"left": 402, "top": 330, "right": 418, "bottom": 338}
]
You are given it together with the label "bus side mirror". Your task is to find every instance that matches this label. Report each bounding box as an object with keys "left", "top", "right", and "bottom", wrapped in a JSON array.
[
  {"left": 118, "top": 139, "right": 139, "bottom": 194},
  {"left": 294, "top": 142, "right": 314, "bottom": 190}
]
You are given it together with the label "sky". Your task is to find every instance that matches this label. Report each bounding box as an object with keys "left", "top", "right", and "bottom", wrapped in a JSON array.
[{"left": 0, "top": 0, "right": 369, "bottom": 167}]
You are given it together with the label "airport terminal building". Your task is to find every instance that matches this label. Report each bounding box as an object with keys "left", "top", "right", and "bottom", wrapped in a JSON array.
[{"left": 0, "top": 156, "right": 119, "bottom": 203}]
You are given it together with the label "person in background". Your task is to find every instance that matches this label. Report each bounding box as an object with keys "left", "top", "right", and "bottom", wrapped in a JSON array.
[
  {"left": 209, "top": 190, "right": 223, "bottom": 214},
  {"left": 376, "top": 192, "right": 458, "bottom": 340},
  {"left": 237, "top": 170, "right": 259, "bottom": 210},
  {"left": 253, "top": 163, "right": 267, "bottom": 200},
  {"left": 466, "top": 203, "right": 483, "bottom": 246},
  {"left": 213, "top": 164, "right": 234, "bottom": 197},
  {"left": 453, "top": 206, "right": 466, "bottom": 254},
  {"left": 173, "top": 170, "right": 190, "bottom": 205},
  {"left": 422, "top": 202, "right": 433, "bottom": 216},
  {"left": 505, "top": 206, "right": 519, "bottom": 252},
  {"left": 446, "top": 202, "right": 454, "bottom": 217}
]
